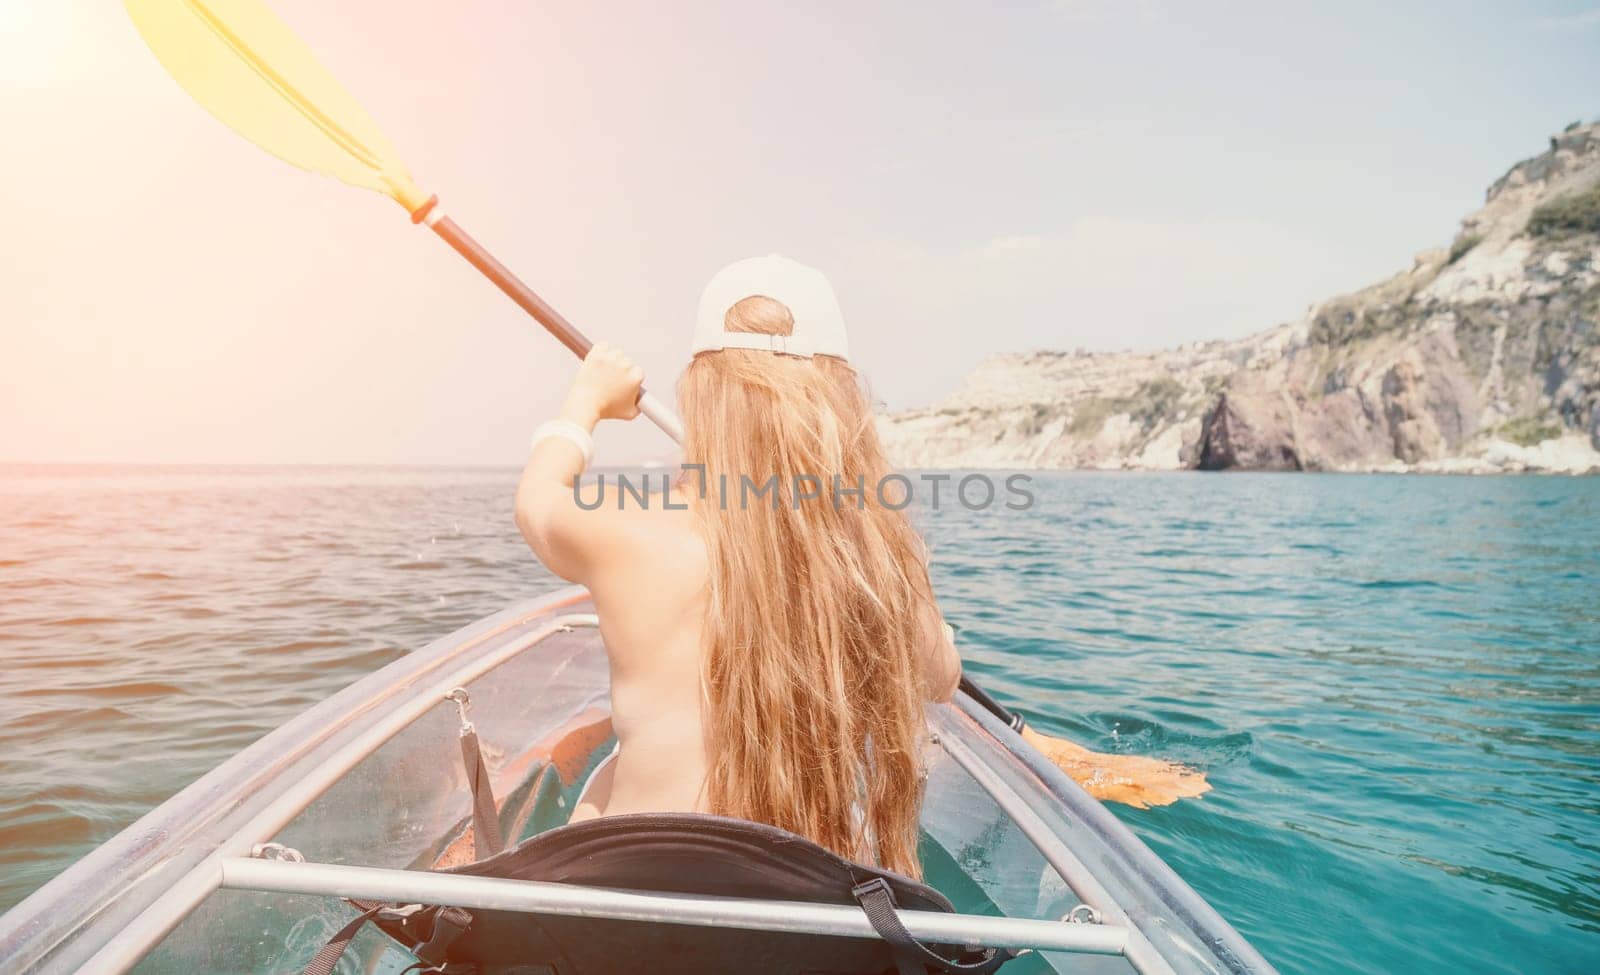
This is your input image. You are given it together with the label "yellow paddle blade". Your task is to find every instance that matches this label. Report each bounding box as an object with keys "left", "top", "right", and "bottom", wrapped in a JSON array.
[{"left": 125, "top": 0, "right": 429, "bottom": 213}]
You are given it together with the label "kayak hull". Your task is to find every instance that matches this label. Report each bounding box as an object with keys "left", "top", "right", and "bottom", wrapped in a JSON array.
[{"left": 0, "top": 588, "right": 1274, "bottom": 975}]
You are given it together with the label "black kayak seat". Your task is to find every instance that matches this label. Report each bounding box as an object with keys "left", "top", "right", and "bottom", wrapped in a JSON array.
[{"left": 346, "top": 812, "right": 1014, "bottom": 975}]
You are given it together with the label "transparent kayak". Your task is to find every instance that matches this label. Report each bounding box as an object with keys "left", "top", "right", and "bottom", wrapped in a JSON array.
[{"left": 0, "top": 588, "right": 1276, "bottom": 975}]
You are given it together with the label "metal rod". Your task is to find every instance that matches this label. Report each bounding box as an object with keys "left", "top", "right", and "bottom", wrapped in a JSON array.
[
  {"left": 937, "top": 705, "right": 1178, "bottom": 975},
  {"left": 218, "top": 857, "right": 1129, "bottom": 956},
  {"left": 77, "top": 614, "right": 603, "bottom": 974}
]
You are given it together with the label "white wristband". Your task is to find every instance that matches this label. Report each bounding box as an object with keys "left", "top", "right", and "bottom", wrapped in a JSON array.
[{"left": 530, "top": 420, "right": 594, "bottom": 468}]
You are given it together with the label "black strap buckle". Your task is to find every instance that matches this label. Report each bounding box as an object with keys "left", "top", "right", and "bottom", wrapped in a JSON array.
[
  {"left": 413, "top": 906, "right": 472, "bottom": 967},
  {"left": 851, "top": 876, "right": 894, "bottom": 902}
]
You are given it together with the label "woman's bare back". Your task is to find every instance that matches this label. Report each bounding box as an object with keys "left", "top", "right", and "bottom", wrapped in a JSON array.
[{"left": 568, "top": 494, "right": 711, "bottom": 822}]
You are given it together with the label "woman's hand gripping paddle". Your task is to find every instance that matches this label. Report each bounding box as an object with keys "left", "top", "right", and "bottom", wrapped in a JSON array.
[{"left": 125, "top": 0, "right": 1205, "bottom": 809}]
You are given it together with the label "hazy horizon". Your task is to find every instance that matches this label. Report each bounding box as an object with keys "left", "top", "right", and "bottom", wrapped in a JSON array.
[{"left": 3, "top": 1, "right": 1598, "bottom": 464}]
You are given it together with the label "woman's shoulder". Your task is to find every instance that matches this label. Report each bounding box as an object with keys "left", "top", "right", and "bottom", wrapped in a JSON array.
[{"left": 586, "top": 483, "right": 704, "bottom": 569}]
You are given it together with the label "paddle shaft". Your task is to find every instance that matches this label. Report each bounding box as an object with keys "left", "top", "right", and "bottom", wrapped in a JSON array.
[
  {"left": 427, "top": 214, "right": 684, "bottom": 443},
  {"left": 428, "top": 210, "right": 1020, "bottom": 732},
  {"left": 959, "top": 676, "right": 1024, "bottom": 731}
]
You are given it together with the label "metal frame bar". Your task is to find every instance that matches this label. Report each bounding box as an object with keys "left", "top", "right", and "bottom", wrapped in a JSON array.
[
  {"left": 77, "top": 613, "right": 603, "bottom": 974},
  {"left": 218, "top": 857, "right": 1129, "bottom": 956}
]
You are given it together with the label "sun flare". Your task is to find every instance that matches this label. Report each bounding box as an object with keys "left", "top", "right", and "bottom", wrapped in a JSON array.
[{"left": 0, "top": 0, "right": 75, "bottom": 84}]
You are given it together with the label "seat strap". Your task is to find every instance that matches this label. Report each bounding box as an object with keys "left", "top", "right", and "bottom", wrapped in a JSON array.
[
  {"left": 460, "top": 726, "right": 504, "bottom": 859},
  {"left": 301, "top": 905, "right": 382, "bottom": 975},
  {"left": 851, "top": 878, "right": 1015, "bottom": 975}
]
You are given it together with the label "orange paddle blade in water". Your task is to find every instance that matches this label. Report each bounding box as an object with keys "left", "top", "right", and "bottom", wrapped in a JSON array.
[{"left": 1021, "top": 726, "right": 1211, "bottom": 809}]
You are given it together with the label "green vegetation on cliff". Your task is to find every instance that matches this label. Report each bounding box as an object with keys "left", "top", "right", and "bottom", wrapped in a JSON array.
[
  {"left": 1497, "top": 415, "right": 1566, "bottom": 447},
  {"left": 1068, "top": 378, "right": 1188, "bottom": 437},
  {"left": 1447, "top": 233, "right": 1482, "bottom": 264},
  {"left": 1527, "top": 180, "right": 1600, "bottom": 237}
]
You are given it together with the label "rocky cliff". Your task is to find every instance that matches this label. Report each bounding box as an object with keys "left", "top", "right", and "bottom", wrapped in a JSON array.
[{"left": 880, "top": 123, "right": 1600, "bottom": 474}]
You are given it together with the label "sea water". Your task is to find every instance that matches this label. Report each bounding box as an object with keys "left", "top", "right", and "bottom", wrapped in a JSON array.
[{"left": 0, "top": 466, "right": 1595, "bottom": 974}]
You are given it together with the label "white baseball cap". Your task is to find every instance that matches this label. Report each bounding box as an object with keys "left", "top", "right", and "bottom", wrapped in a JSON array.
[{"left": 692, "top": 254, "right": 849, "bottom": 360}]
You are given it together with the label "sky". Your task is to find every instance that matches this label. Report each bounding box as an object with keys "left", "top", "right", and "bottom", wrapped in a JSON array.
[{"left": 1, "top": 0, "right": 1597, "bottom": 465}]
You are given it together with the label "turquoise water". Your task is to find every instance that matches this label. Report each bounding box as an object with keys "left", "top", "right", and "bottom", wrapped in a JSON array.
[
  {"left": 927, "top": 473, "right": 1600, "bottom": 975},
  {"left": 1, "top": 467, "right": 1597, "bottom": 974}
]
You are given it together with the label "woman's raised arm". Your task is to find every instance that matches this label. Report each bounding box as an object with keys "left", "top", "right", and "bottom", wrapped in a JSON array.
[{"left": 514, "top": 344, "right": 644, "bottom": 584}]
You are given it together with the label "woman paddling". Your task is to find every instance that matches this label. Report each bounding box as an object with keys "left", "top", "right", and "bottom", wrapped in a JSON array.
[{"left": 515, "top": 256, "right": 1202, "bottom": 877}]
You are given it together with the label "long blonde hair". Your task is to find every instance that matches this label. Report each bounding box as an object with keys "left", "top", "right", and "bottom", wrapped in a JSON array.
[{"left": 679, "top": 295, "right": 933, "bottom": 878}]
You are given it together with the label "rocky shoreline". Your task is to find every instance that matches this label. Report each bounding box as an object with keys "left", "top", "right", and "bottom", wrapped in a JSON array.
[{"left": 880, "top": 123, "right": 1600, "bottom": 474}]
